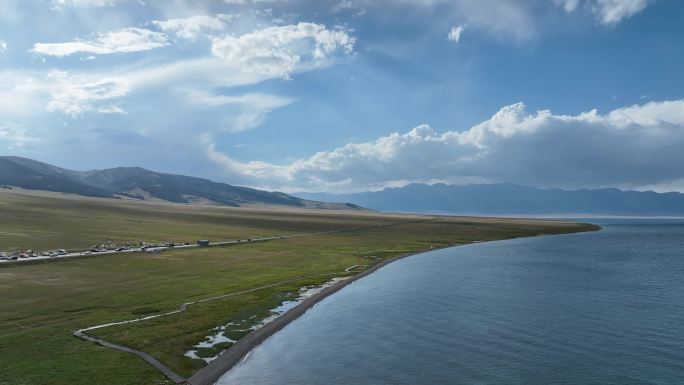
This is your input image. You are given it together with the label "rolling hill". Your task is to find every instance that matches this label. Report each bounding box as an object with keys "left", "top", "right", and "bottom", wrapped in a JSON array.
[
  {"left": 0, "top": 157, "right": 111, "bottom": 198},
  {"left": 0, "top": 156, "right": 360, "bottom": 210}
]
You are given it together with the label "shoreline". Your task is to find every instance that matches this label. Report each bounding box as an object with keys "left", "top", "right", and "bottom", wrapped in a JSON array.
[
  {"left": 186, "top": 224, "right": 600, "bottom": 385},
  {"left": 186, "top": 247, "right": 437, "bottom": 385}
]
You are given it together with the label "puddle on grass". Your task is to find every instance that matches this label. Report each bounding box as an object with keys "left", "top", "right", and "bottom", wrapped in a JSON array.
[
  {"left": 185, "top": 277, "right": 350, "bottom": 363},
  {"left": 183, "top": 323, "right": 237, "bottom": 361}
]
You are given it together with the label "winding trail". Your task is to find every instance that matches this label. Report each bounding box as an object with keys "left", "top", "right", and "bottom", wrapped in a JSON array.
[
  {"left": 186, "top": 247, "right": 439, "bottom": 385},
  {"left": 73, "top": 218, "right": 438, "bottom": 384},
  {"left": 73, "top": 277, "right": 312, "bottom": 384}
]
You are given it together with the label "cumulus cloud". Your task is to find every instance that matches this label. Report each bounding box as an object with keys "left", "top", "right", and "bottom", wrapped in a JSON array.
[
  {"left": 208, "top": 99, "right": 684, "bottom": 192},
  {"left": 151, "top": 14, "right": 237, "bottom": 40},
  {"left": 447, "top": 24, "right": 466, "bottom": 42},
  {"left": 211, "top": 22, "right": 355, "bottom": 78},
  {"left": 31, "top": 27, "right": 168, "bottom": 57}
]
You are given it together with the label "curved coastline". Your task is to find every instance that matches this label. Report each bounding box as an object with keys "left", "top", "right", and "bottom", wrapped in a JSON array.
[
  {"left": 187, "top": 224, "right": 600, "bottom": 385},
  {"left": 186, "top": 247, "right": 435, "bottom": 385}
]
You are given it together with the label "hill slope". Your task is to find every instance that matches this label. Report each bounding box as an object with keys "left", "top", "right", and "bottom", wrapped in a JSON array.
[
  {"left": 75, "top": 166, "right": 308, "bottom": 207},
  {"left": 0, "top": 157, "right": 111, "bottom": 197},
  {"left": 296, "top": 183, "right": 684, "bottom": 216},
  {"left": 0, "top": 156, "right": 358, "bottom": 210}
]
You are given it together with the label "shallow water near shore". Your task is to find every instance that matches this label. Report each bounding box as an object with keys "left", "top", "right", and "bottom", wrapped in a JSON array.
[{"left": 216, "top": 219, "right": 684, "bottom": 385}]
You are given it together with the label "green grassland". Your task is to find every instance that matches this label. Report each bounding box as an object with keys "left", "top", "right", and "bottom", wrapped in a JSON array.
[
  {"left": 0, "top": 190, "right": 598, "bottom": 385},
  {"left": 0, "top": 190, "right": 406, "bottom": 252}
]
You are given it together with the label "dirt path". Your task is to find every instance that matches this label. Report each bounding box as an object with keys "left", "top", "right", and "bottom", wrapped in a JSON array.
[
  {"left": 73, "top": 219, "right": 438, "bottom": 384},
  {"left": 73, "top": 277, "right": 314, "bottom": 384}
]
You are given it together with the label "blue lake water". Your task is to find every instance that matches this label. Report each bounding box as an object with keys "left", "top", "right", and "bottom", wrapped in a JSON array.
[{"left": 217, "top": 219, "right": 684, "bottom": 384}]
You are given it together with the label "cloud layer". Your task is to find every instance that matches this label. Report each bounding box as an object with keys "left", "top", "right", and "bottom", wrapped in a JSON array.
[
  {"left": 31, "top": 28, "right": 169, "bottom": 57},
  {"left": 0, "top": 0, "right": 670, "bottom": 193},
  {"left": 152, "top": 14, "right": 236, "bottom": 40},
  {"left": 209, "top": 99, "right": 684, "bottom": 192}
]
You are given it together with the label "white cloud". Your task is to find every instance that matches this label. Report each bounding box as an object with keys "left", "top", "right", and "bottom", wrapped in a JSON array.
[
  {"left": 593, "top": 0, "right": 650, "bottom": 25},
  {"left": 31, "top": 27, "right": 168, "bottom": 57},
  {"left": 332, "top": 0, "right": 354, "bottom": 13},
  {"left": 0, "top": 69, "right": 136, "bottom": 119},
  {"left": 374, "top": 0, "right": 538, "bottom": 41},
  {"left": 447, "top": 24, "right": 466, "bottom": 42},
  {"left": 3, "top": 23, "right": 350, "bottom": 123},
  {"left": 97, "top": 105, "right": 127, "bottom": 114},
  {"left": 555, "top": 0, "right": 580, "bottom": 13},
  {"left": 45, "top": 72, "right": 130, "bottom": 117},
  {"left": 331, "top": 1, "right": 367, "bottom": 17},
  {"left": 0, "top": 40, "right": 7, "bottom": 54},
  {"left": 208, "top": 99, "right": 684, "bottom": 192},
  {"left": 553, "top": 0, "right": 651, "bottom": 25},
  {"left": 151, "top": 14, "right": 237, "bottom": 40},
  {"left": 211, "top": 22, "right": 355, "bottom": 79},
  {"left": 186, "top": 90, "right": 294, "bottom": 132}
]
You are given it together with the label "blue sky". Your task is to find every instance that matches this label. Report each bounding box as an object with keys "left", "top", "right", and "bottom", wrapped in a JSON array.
[{"left": 1, "top": 0, "right": 683, "bottom": 193}]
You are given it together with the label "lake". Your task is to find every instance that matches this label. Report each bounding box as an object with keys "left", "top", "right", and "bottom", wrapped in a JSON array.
[{"left": 217, "top": 219, "right": 684, "bottom": 384}]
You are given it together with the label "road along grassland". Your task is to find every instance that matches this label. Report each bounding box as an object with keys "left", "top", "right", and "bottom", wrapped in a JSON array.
[
  {"left": 0, "top": 189, "right": 408, "bottom": 252},
  {"left": 0, "top": 190, "right": 599, "bottom": 385}
]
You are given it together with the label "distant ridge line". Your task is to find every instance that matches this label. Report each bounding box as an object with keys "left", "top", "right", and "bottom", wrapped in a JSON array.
[
  {"left": 0, "top": 156, "right": 361, "bottom": 211},
  {"left": 295, "top": 183, "right": 684, "bottom": 216}
]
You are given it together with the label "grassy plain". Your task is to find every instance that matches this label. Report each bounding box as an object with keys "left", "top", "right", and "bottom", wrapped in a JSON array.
[
  {"left": 0, "top": 190, "right": 399, "bottom": 252},
  {"left": 0, "top": 190, "right": 598, "bottom": 385}
]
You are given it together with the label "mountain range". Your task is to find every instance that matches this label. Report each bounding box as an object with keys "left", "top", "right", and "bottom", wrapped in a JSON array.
[
  {"left": 296, "top": 183, "right": 684, "bottom": 216},
  {"left": 0, "top": 156, "right": 360, "bottom": 210},
  {"left": 4, "top": 156, "right": 683, "bottom": 216}
]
